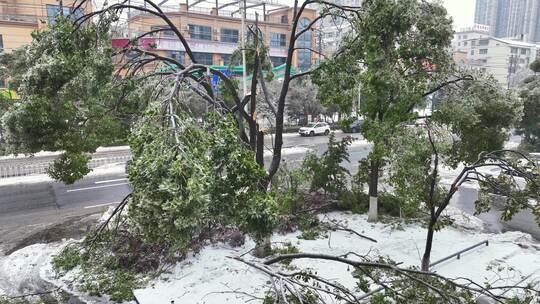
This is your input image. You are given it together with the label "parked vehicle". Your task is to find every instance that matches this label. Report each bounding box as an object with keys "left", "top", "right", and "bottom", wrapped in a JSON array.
[
  {"left": 298, "top": 122, "right": 331, "bottom": 136},
  {"left": 342, "top": 118, "right": 364, "bottom": 133}
]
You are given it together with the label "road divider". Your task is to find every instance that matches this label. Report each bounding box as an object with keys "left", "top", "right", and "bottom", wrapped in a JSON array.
[
  {"left": 95, "top": 178, "right": 128, "bottom": 184},
  {"left": 84, "top": 202, "right": 119, "bottom": 209},
  {"left": 66, "top": 182, "right": 130, "bottom": 193}
]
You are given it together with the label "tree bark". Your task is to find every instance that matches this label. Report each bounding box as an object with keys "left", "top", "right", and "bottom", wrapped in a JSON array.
[
  {"left": 367, "top": 158, "right": 380, "bottom": 222},
  {"left": 421, "top": 217, "right": 436, "bottom": 271},
  {"left": 256, "top": 130, "right": 264, "bottom": 167}
]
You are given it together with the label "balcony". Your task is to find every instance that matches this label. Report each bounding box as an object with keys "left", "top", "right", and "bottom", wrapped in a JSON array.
[
  {"left": 0, "top": 14, "right": 38, "bottom": 24},
  {"left": 111, "top": 36, "right": 288, "bottom": 57},
  {"left": 127, "top": 5, "right": 288, "bottom": 25}
]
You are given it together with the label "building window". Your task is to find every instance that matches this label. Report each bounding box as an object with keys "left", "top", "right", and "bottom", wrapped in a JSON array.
[
  {"left": 270, "top": 33, "right": 287, "bottom": 47},
  {"left": 479, "top": 49, "right": 488, "bottom": 54},
  {"left": 458, "top": 35, "right": 461, "bottom": 39},
  {"left": 166, "top": 51, "right": 184, "bottom": 64},
  {"left": 471, "top": 50, "right": 474, "bottom": 55},
  {"left": 193, "top": 52, "right": 213, "bottom": 65},
  {"left": 472, "top": 40, "right": 476, "bottom": 46},
  {"left": 246, "top": 30, "right": 264, "bottom": 43},
  {"left": 511, "top": 47, "right": 518, "bottom": 54},
  {"left": 463, "top": 41, "right": 468, "bottom": 46},
  {"left": 46, "top": 4, "right": 82, "bottom": 24},
  {"left": 281, "top": 15, "right": 288, "bottom": 24},
  {"left": 188, "top": 24, "right": 212, "bottom": 40},
  {"left": 520, "top": 48, "right": 528, "bottom": 55},
  {"left": 270, "top": 56, "right": 286, "bottom": 67},
  {"left": 478, "top": 39, "right": 489, "bottom": 46},
  {"left": 480, "top": 67, "right": 486, "bottom": 73},
  {"left": 296, "top": 17, "right": 312, "bottom": 72},
  {"left": 150, "top": 25, "right": 175, "bottom": 37},
  {"left": 220, "top": 54, "right": 231, "bottom": 65},
  {"left": 463, "top": 35, "right": 468, "bottom": 39},
  {"left": 220, "top": 28, "right": 238, "bottom": 43}
]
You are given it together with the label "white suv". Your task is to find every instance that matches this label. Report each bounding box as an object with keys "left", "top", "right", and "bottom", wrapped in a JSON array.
[{"left": 298, "top": 122, "right": 331, "bottom": 136}]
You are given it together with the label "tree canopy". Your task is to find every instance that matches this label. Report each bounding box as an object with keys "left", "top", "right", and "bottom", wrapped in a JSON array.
[{"left": 0, "top": 17, "right": 139, "bottom": 183}]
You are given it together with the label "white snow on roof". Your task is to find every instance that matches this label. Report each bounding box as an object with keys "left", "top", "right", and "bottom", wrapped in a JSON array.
[{"left": 491, "top": 37, "right": 537, "bottom": 48}]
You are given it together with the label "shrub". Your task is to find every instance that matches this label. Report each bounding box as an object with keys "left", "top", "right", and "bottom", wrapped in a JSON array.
[
  {"left": 272, "top": 163, "right": 310, "bottom": 215},
  {"left": 52, "top": 245, "right": 82, "bottom": 274},
  {"left": 304, "top": 133, "right": 353, "bottom": 195},
  {"left": 338, "top": 189, "right": 369, "bottom": 214}
]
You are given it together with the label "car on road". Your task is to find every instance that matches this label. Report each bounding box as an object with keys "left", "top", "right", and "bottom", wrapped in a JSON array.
[
  {"left": 298, "top": 122, "right": 331, "bottom": 136},
  {"left": 342, "top": 118, "right": 364, "bottom": 133}
]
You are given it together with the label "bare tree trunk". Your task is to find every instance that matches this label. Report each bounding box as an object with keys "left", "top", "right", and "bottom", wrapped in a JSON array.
[
  {"left": 421, "top": 217, "right": 436, "bottom": 271},
  {"left": 256, "top": 130, "right": 264, "bottom": 167},
  {"left": 367, "top": 158, "right": 379, "bottom": 222}
]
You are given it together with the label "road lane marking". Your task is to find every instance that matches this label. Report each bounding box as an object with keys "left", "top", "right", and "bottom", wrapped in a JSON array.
[
  {"left": 95, "top": 178, "right": 128, "bottom": 184},
  {"left": 66, "top": 182, "right": 129, "bottom": 193},
  {"left": 84, "top": 202, "right": 120, "bottom": 209}
]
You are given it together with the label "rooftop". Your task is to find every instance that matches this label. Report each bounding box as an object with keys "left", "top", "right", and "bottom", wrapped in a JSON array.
[
  {"left": 491, "top": 37, "right": 538, "bottom": 48},
  {"left": 125, "top": 0, "right": 310, "bottom": 22}
]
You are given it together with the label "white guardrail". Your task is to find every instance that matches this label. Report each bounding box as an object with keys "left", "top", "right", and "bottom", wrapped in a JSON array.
[{"left": 0, "top": 149, "right": 132, "bottom": 179}]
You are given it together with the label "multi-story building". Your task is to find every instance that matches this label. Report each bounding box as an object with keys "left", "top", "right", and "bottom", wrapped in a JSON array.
[
  {"left": 0, "top": 0, "right": 91, "bottom": 88},
  {"left": 116, "top": 1, "right": 318, "bottom": 73},
  {"left": 452, "top": 24, "right": 491, "bottom": 52},
  {"left": 318, "top": 0, "right": 361, "bottom": 56},
  {"left": 452, "top": 35, "right": 537, "bottom": 87},
  {"left": 474, "top": 0, "right": 540, "bottom": 43},
  {"left": 0, "top": 0, "right": 90, "bottom": 52}
]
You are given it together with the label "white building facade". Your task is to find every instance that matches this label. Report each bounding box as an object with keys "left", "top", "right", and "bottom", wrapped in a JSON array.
[
  {"left": 452, "top": 32, "right": 537, "bottom": 87},
  {"left": 317, "top": 0, "right": 361, "bottom": 56}
]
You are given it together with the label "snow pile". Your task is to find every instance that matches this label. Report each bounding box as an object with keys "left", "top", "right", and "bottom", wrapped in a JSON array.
[
  {"left": 133, "top": 212, "right": 540, "bottom": 304},
  {"left": 442, "top": 205, "right": 485, "bottom": 230},
  {"left": 263, "top": 146, "right": 313, "bottom": 157},
  {"left": 0, "top": 243, "right": 63, "bottom": 296},
  {"left": 348, "top": 138, "right": 371, "bottom": 148}
]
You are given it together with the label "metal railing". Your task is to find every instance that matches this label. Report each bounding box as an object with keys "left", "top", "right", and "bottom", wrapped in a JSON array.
[
  {"left": 357, "top": 240, "right": 490, "bottom": 301},
  {"left": 0, "top": 150, "right": 132, "bottom": 179},
  {"left": 429, "top": 240, "right": 489, "bottom": 268}
]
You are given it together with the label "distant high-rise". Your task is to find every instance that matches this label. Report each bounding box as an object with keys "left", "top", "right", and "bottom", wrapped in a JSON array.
[
  {"left": 474, "top": 0, "right": 540, "bottom": 43},
  {"left": 474, "top": 0, "right": 498, "bottom": 31}
]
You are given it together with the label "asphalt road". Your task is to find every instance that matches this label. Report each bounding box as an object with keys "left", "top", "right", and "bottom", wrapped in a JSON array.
[
  {"left": 0, "top": 132, "right": 367, "bottom": 253},
  {"left": 2, "top": 131, "right": 538, "bottom": 253}
]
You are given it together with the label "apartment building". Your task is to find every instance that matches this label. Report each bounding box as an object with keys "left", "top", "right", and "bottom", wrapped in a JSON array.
[
  {"left": 0, "top": 0, "right": 90, "bottom": 52},
  {"left": 452, "top": 34, "right": 537, "bottom": 87},
  {"left": 318, "top": 0, "right": 361, "bottom": 56},
  {"left": 474, "top": 0, "right": 540, "bottom": 43},
  {"left": 115, "top": 1, "right": 318, "bottom": 72},
  {"left": 0, "top": 0, "right": 91, "bottom": 88},
  {"left": 452, "top": 24, "right": 491, "bottom": 52}
]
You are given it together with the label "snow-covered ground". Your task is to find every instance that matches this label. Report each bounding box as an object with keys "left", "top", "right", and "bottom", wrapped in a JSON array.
[
  {"left": 130, "top": 212, "right": 540, "bottom": 304},
  {"left": 2, "top": 209, "right": 536, "bottom": 304}
]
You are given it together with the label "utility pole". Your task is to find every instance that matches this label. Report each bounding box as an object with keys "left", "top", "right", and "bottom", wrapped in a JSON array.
[
  {"left": 240, "top": 0, "right": 248, "bottom": 98},
  {"left": 59, "top": 0, "right": 64, "bottom": 16},
  {"left": 318, "top": 29, "right": 322, "bottom": 65},
  {"left": 508, "top": 54, "right": 516, "bottom": 89}
]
